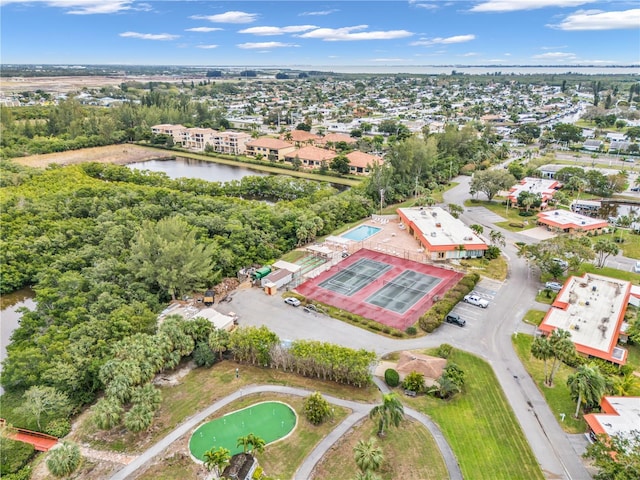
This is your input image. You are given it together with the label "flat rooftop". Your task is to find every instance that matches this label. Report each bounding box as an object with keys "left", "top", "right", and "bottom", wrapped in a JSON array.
[
  {"left": 397, "top": 207, "right": 487, "bottom": 249},
  {"left": 538, "top": 209, "right": 609, "bottom": 230},
  {"left": 584, "top": 397, "right": 640, "bottom": 442},
  {"left": 540, "top": 273, "right": 630, "bottom": 363},
  {"left": 509, "top": 177, "right": 559, "bottom": 200}
]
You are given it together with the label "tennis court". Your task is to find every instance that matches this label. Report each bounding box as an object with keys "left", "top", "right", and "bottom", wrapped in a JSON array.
[
  {"left": 367, "top": 270, "right": 441, "bottom": 314},
  {"left": 295, "top": 248, "right": 463, "bottom": 330},
  {"left": 318, "top": 258, "right": 391, "bottom": 296}
]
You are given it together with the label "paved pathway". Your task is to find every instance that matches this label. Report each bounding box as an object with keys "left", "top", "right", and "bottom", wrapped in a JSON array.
[{"left": 109, "top": 384, "right": 463, "bottom": 480}]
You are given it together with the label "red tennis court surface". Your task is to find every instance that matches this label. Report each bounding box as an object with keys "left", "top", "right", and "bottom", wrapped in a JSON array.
[{"left": 295, "top": 248, "right": 463, "bottom": 331}]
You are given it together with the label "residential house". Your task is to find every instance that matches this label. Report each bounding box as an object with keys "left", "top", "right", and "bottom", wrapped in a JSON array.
[
  {"left": 245, "top": 137, "right": 296, "bottom": 161},
  {"left": 397, "top": 207, "right": 488, "bottom": 261},
  {"left": 280, "top": 129, "right": 320, "bottom": 146},
  {"left": 284, "top": 145, "right": 336, "bottom": 169},
  {"left": 583, "top": 139, "right": 603, "bottom": 152},
  {"left": 345, "top": 151, "right": 382, "bottom": 175},
  {"left": 151, "top": 124, "right": 188, "bottom": 145}
]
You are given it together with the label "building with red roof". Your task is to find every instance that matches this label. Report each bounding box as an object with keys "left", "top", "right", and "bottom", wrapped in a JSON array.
[
  {"left": 284, "top": 146, "right": 336, "bottom": 169},
  {"left": 245, "top": 137, "right": 296, "bottom": 161},
  {"left": 346, "top": 151, "right": 382, "bottom": 175},
  {"left": 584, "top": 396, "right": 640, "bottom": 445},
  {"left": 537, "top": 209, "right": 609, "bottom": 234}
]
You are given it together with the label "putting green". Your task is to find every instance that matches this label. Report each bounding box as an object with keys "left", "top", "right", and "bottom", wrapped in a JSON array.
[{"left": 189, "top": 401, "right": 297, "bottom": 461}]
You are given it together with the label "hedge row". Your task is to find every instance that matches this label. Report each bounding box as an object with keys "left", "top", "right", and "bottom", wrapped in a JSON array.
[{"left": 418, "top": 273, "right": 480, "bottom": 332}]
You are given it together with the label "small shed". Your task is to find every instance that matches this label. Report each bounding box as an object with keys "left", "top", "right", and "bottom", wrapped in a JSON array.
[
  {"left": 253, "top": 266, "right": 272, "bottom": 280},
  {"left": 261, "top": 268, "right": 293, "bottom": 289}
]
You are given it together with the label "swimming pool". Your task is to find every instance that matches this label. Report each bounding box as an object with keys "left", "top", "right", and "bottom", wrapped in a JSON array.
[{"left": 342, "top": 225, "right": 382, "bottom": 241}]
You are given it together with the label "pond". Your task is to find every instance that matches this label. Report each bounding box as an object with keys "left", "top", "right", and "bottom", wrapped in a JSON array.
[
  {"left": 128, "top": 156, "right": 269, "bottom": 183},
  {"left": 1, "top": 288, "right": 36, "bottom": 395}
]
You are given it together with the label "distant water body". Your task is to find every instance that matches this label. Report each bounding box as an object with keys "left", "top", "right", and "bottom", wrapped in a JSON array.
[{"left": 284, "top": 65, "right": 639, "bottom": 75}]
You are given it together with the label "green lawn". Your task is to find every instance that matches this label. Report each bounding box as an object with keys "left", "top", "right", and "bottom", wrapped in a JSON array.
[
  {"left": 512, "top": 334, "right": 586, "bottom": 434},
  {"left": 594, "top": 232, "right": 640, "bottom": 260},
  {"left": 523, "top": 310, "right": 547, "bottom": 326},
  {"left": 312, "top": 417, "right": 448, "bottom": 480},
  {"left": 464, "top": 198, "right": 539, "bottom": 232},
  {"left": 577, "top": 263, "right": 640, "bottom": 283},
  {"left": 406, "top": 348, "right": 543, "bottom": 480}
]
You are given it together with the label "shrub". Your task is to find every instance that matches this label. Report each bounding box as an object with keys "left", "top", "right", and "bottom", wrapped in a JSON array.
[
  {"left": 437, "top": 344, "right": 454, "bottom": 359},
  {"left": 0, "top": 437, "right": 35, "bottom": 475},
  {"left": 509, "top": 222, "right": 525, "bottom": 228},
  {"left": 382, "top": 326, "right": 391, "bottom": 334},
  {"left": 46, "top": 441, "right": 81, "bottom": 477},
  {"left": 384, "top": 368, "right": 400, "bottom": 387},
  {"left": 403, "top": 371, "right": 426, "bottom": 393},
  {"left": 391, "top": 330, "right": 403, "bottom": 338},
  {"left": 45, "top": 418, "right": 71, "bottom": 438},
  {"left": 405, "top": 326, "right": 417, "bottom": 336},
  {"left": 303, "top": 391, "right": 332, "bottom": 425}
]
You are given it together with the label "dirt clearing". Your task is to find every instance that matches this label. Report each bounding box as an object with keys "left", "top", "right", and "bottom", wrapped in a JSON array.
[{"left": 12, "top": 144, "right": 173, "bottom": 169}]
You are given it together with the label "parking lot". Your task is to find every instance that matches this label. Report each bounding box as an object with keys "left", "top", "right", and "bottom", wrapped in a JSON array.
[{"left": 443, "top": 279, "right": 502, "bottom": 330}]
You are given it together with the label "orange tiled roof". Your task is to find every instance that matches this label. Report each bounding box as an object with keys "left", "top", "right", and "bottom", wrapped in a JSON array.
[
  {"left": 246, "top": 137, "right": 294, "bottom": 149},
  {"left": 287, "top": 145, "right": 336, "bottom": 162},
  {"left": 281, "top": 130, "right": 320, "bottom": 142},
  {"left": 346, "top": 151, "right": 382, "bottom": 168},
  {"left": 317, "top": 133, "right": 357, "bottom": 145}
]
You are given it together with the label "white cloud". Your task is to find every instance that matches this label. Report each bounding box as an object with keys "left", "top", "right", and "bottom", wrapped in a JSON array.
[
  {"left": 185, "top": 27, "right": 222, "bottom": 33},
  {"left": 190, "top": 11, "right": 257, "bottom": 24},
  {"left": 299, "top": 25, "right": 413, "bottom": 41},
  {"left": 470, "top": 1, "right": 596, "bottom": 12},
  {"left": 459, "top": 52, "right": 479, "bottom": 57},
  {"left": 0, "top": 0, "right": 135, "bottom": 14},
  {"left": 410, "top": 34, "right": 476, "bottom": 46},
  {"left": 299, "top": 9, "right": 338, "bottom": 16},
  {"left": 236, "top": 42, "right": 298, "bottom": 49},
  {"left": 549, "top": 9, "right": 640, "bottom": 30},
  {"left": 371, "top": 58, "right": 410, "bottom": 62},
  {"left": 238, "top": 25, "right": 317, "bottom": 36},
  {"left": 196, "top": 44, "right": 218, "bottom": 49},
  {"left": 532, "top": 51, "right": 578, "bottom": 59},
  {"left": 119, "top": 31, "right": 179, "bottom": 41},
  {"left": 414, "top": 3, "right": 439, "bottom": 10}
]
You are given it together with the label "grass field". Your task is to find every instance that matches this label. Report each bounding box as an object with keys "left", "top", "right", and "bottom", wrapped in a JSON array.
[
  {"left": 311, "top": 417, "right": 448, "bottom": 480},
  {"left": 72, "top": 361, "right": 379, "bottom": 454},
  {"left": 512, "top": 334, "right": 586, "bottom": 434},
  {"left": 405, "top": 348, "right": 544, "bottom": 480}
]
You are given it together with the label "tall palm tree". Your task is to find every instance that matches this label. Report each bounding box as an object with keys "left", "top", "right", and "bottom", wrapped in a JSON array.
[
  {"left": 567, "top": 363, "right": 607, "bottom": 418},
  {"left": 203, "top": 446, "right": 230, "bottom": 477},
  {"left": 354, "top": 438, "right": 384, "bottom": 473},
  {"left": 531, "top": 336, "right": 553, "bottom": 386},
  {"left": 236, "top": 435, "right": 251, "bottom": 454},
  {"left": 369, "top": 392, "right": 404, "bottom": 437},
  {"left": 612, "top": 372, "right": 640, "bottom": 396},
  {"left": 246, "top": 433, "right": 265, "bottom": 457},
  {"left": 548, "top": 329, "right": 576, "bottom": 387}
]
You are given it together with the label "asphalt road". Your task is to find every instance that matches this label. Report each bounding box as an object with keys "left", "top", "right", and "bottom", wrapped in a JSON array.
[{"left": 217, "top": 176, "right": 594, "bottom": 479}]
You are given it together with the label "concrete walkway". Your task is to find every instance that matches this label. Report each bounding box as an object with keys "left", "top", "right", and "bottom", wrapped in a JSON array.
[{"left": 109, "top": 384, "right": 462, "bottom": 480}]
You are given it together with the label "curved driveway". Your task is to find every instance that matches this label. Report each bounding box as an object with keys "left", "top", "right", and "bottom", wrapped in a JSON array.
[{"left": 109, "top": 384, "right": 462, "bottom": 480}]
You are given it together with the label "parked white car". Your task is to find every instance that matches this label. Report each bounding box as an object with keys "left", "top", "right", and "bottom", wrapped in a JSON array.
[
  {"left": 545, "top": 281, "right": 563, "bottom": 292},
  {"left": 463, "top": 294, "right": 489, "bottom": 308},
  {"left": 633, "top": 261, "right": 640, "bottom": 273}
]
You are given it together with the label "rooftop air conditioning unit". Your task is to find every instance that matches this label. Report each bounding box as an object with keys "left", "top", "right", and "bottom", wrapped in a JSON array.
[
  {"left": 431, "top": 232, "right": 437, "bottom": 237},
  {"left": 421, "top": 210, "right": 427, "bottom": 215},
  {"left": 432, "top": 211, "right": 437, "bottom": 217},
  {"left": 435, "top": 223, "right": 442, "bottom": 228}
]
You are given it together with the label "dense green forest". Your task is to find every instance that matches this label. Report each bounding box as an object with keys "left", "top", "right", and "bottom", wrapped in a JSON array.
[{"left": 0, "top": 161, "right": 371, "bottom": 409}]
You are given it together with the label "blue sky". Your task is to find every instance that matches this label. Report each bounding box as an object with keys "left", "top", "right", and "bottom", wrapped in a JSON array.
[{"left": 1, "top": 0, "right": 639, "bottom": 67}]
